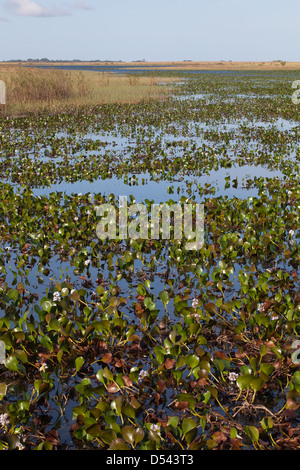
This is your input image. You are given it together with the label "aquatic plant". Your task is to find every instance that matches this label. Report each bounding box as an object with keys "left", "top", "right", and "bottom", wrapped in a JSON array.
[{"left": 0, "top": 70, "right": 299, "bottom": 450}]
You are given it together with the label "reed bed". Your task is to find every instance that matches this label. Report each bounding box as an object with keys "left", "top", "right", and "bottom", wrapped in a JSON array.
[{"left": 0, "top": 65, "right": 175, "bottom": 115}]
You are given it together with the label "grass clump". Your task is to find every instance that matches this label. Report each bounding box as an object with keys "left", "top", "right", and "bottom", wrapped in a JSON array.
[{"left": 0, "top": 65, "right": 175, "bottom": 116}]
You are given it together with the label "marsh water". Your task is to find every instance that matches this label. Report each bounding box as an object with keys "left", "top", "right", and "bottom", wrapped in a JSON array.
[{"left": 1, "top": 69, "right": 300, "bottom": 450}]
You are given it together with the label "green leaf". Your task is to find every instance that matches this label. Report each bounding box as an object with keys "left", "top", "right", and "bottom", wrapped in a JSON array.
[
  {"left": 75, "top": 356, "right": 84, "bottom": 372},
  {"left": 41, "top": 299, "right": 52, "bottom": 313},
  {"left": 111, "top": 396, "right": 123, "bottom": 415},
  {"left": 48, "top": 318, "right": 60, "bottom": 331},
  {"left": 206, "top": 438, "right": 217, "bottom": 449},
  {"left": 86, "top": 423, "right": 100, "bottom": 437},
  {"left": 250, "top": 356, "right": 258, "bottom": 372},
  {"left": 182, "top": 417, "right": 197, "bottom": 436},
  {"left": 136, "top": 283, "right": 146, "bottom": 296},
  {"left": 144, "top": 297, "right": 156, "bottom": 311},
  {"left": 245, "top": 426, "right": 259, "bottom": 443},
  {"left": 148, "top": 429, "right": 161, "bottom": 444},
  {"left": 109, "top": 438, "right": 130, "bottom": 450},
  {"left": 5, "top": 355, "right": 19, "bottom": 372},
  {"left": 14, "top": 350, "right": 28, "bottom": 363},
  {"left": 159, "top": 291, "right": 170, "bottom": 306},
  {"left": 0, "top": 383, "right": 7, "bottom": 396},
  {"left": 34, "top": 379, "right": 43, "bottom": 395},
  {"left": 185, "top": 428, "right": 198, "bottom": 444},
  {"left": 109, "top": 297, "right": 120, "bottom": 308},
  {"left": 100, "top": 429, "right": 117, "bottom": 445},
  {"left": 236, "top": 374, "right": 253, "bottom": 390},
  {"left": 185, "top": 354, "right": 200, "bottom": 369},
  {"left": 102, "top": 367, "right": 114, "bottom": 381},
  {"left": 260, "top": 417, "right": 273, "bottom": 431},
  {"left": 86, "top": 423, "right": 101, "bottom": 437},
  {"left": 56, "top": 349, "right": 64, "bottom": 364},
  {"left": 250, "top": 376, "right": 264, "bottom": 392},
  {"left": 122, "top": 404, "right": 136, "bottom": 419},
  {"left": 240, "top": 365, "right": 252, "bottom": 375},
  {"left": 61, "top": 287, "right": 69, "bottom": 297},
  {"left": 121, "top": 426, "right": 135, "bottom": 446},
  {"left": 207, "top": 385, "right": 218, "bottom": 399},
  {"left": 167, "top": 416, "right": 179, "bottom": 428},
  {"left": 293, "top": 371, "right": 300, "bottom": 385},
  {"left": 204, "top": 302, "right": 216, "bottom": 314},
  {"left": 40, "top": 334, "right": 54, "bottom": 352},
  {"left": 133, "top": 427, "right": 144, "bottom": 445},
  {"left": 259, "top": 344, "right": 269, "bottom": 358},
  {"left": 259, "top": 363, "right": 275, "bottom": 378},
  {"left": 7, "top": 289, "right": 19, "bottom": 302}
]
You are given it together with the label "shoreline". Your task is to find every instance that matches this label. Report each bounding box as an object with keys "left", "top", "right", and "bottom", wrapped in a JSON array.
[{"left": 1, "top": 60, "right": 300, "bottom": 71}]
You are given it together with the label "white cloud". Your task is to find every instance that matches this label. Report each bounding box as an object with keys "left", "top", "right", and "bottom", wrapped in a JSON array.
[
  {"left": 72, "top": 1, "right": 94, "bottom": 10},
  {"left": 4, "top": 0, "right": 71, "bottom": 17}
]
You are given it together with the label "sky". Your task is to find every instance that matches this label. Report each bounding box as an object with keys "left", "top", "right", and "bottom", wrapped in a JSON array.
[{"left": 0, "top": 0, "right": 299, "bottom": 62}]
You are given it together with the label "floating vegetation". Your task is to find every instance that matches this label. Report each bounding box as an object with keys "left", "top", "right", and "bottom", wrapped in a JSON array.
[{"left": 0, "top": 70, "right": 300, "bottom": 450}]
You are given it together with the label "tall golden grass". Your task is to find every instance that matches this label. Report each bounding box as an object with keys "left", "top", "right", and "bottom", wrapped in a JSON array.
[{"left": 0, "top": 65, "right": 175, "bottom": 116}]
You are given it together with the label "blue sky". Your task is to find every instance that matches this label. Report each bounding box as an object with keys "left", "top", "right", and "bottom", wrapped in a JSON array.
[{"left": 0, "top": 0, "right": 299, "bottom": 61}]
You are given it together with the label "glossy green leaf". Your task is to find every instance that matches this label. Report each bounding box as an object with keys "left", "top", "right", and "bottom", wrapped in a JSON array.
[
  {"left": 5, "top": 355, "right": 19, "bottom": 372},
  {"left": 75, "top": 356, "right": 84, "bottom": 372},
  {"left": 109, "top": 438, "right": 130, "bottom": 450},
  {"left": 245, "top": 426, "right": 259, "bottom": 443}
]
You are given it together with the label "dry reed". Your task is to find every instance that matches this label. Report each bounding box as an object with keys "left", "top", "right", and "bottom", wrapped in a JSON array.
[{"left": 0, "top": 65, "right": 175, "bottom": 116}]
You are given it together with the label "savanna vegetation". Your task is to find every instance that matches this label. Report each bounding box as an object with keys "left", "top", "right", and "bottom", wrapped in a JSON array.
[
  {"left": 0, "top": 65, "right": 175, "bottom": 115},
  {"left": 0, "top": 66, "right": 300, "bottom": 450}
]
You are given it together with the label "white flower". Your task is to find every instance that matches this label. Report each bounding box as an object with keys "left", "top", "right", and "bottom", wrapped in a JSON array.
[
  {"left": 39, "top": 363, "right": 48, "bottom": 372},
  {"left": 258, "top": 303, "right": 265, "bottom": 312},
  {"left": 228, "top": 372, "right": 239, "bottom": 383},
  {"left": 289, "top": 229, "right": 295, "bottom": 237},
  {"left": 53, "top": 291, "right": 61, "bottom": 302},
  {"left": 0, "top": 413, "right": 9, "bottom": 427},
  {"left": 74, "top": 216, "right": 78, "bottom": 221},
  {"left": 150, "top": 424, "right": 160, "bottom": 434},
  {"left": 84, "top": 259, "right": 90, "bottom": 266},
  {"left": 192, "top": 298, "right": 199, "bottom": 309},
  {"left": 138, "top": 370, "right": 149, "bottom": 382},
  {"left": 4, "top": 246, "right": 11, "bottom": 252}
]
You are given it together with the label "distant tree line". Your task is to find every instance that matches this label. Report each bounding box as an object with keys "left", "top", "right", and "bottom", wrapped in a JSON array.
[{"left": 2, "top": 59, "right": 126, "bottom": 63}]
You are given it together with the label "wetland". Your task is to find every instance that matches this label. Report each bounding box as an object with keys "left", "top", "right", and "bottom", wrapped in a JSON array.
[{"left": 0, "top": 68, "right": 300, "bottom": 450}]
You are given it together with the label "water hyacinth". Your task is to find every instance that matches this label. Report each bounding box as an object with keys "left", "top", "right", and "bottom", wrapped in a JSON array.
[
  {"left": 228, "top": 372, "right": 239, "bottom": 384},
  {"left": 138, "top": 369, "right": 149, "bottom": 382},
  {"left": 0, "top": 69, "right": 299, "bottom": 450},
  {"left": 53, "top": 291, "right": 61, "bottom": 302},
  {"left": 150, "top": 424, "right": 161, "bottom": 435},
  {"left": 0, "top": 414, "right": 9, "bottom": 428}
]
